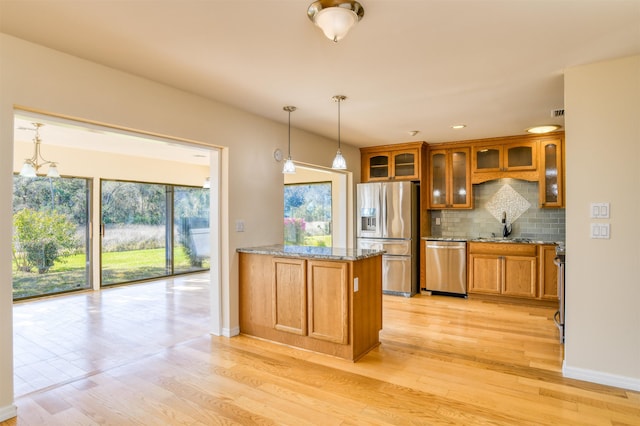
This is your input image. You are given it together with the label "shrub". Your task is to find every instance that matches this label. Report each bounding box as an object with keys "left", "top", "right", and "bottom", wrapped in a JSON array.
[{"left": 12, "top": 209, "right": 77, "bottom": 274}]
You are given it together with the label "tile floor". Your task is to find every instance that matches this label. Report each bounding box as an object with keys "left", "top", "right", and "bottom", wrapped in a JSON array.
[{"left": 12, "top": 273, "right": 211, "bottom": 396}]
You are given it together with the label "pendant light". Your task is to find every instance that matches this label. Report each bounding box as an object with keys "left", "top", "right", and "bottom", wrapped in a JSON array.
[
  {"left": 19, "top": 123, "right": 60, "bottom": 178},
  {"left": 331, "top": 95, "right": 347, "bottom": 170},
  {"left": 282, "top": 106, "right": 297, "bottom": 174}
]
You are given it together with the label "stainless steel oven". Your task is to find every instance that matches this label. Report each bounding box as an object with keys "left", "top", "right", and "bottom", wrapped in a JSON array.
[{"left": 553, "top": 245, "right": 566, "bottom": 343}]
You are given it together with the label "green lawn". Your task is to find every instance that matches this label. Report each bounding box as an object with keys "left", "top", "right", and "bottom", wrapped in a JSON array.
[{"left": 13, "top": 247, "right": 209, "bottom": 300}]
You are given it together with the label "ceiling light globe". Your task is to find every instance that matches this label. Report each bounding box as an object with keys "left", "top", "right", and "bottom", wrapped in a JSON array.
[
  {"left": 20, "top": 161, "right": 36, "bottom": 177},
  {"left": 47, "top": 163, "right": 60, "bottom": 178},
  {"left": 332, "top": 151, "right": 347, "bottom": 170},
  {"left": 315, "top": 7, "right": 357, "bottom": 42},
  {"left": 282, "top": 158, "right": 296, "bottom": 174}
]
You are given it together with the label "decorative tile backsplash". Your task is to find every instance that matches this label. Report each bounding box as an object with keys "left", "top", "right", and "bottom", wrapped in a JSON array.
[
  {"left": 430, "top": 179, "right": 565, "bottom": 242},
  {"left": 485, "top": 183, "right": 531, "bottom": 224}
]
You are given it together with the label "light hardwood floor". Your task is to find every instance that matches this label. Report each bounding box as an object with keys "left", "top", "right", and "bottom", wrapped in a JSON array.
[{"left": 4, "top": 274, "right": 639, "bottom": 425}]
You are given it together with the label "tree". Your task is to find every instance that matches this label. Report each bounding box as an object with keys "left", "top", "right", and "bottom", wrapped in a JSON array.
[{"left": 12, "top": 209, "right": 78, "bottom": 274}]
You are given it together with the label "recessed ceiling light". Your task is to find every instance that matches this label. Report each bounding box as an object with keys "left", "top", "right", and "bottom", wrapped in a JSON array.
[
  {"left": 526, "top": 125, "right": 561, "bottom": 134},
  {"left": 451, "top": 124, "right": 466, "bottom": 129}
]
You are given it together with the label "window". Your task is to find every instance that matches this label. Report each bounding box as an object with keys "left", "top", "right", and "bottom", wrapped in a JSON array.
[
  {"left": 284, "top": 182, "right": 332, "bottom": 247},
  {"left": 12, "top": 175, "right": 91, "bottom": 300}
]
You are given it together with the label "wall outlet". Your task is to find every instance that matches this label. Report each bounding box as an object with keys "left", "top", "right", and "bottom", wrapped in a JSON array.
[
  {"left": 435, "top": 217, "right": 441, "bottom": 225},
  {"left": 354, "top": 277, "right": 359, "bottom": 292}
]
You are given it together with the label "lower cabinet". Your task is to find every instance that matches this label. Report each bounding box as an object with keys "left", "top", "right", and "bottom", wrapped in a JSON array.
[
  {"left": 272, "top": 258, "right": 348, "bottom": 343},
  {"left": 539, "top": 244, "right": 559, "bottom": 300},
  {"left": 272, "top": 258, "right": 307, "bottom": 335},
  {"left": 468, "top": 243, "right": 538, "bottom": 299},
  {"left": 239, "top": 252, "right": 382, "bottom": 361},
  {"left": 306, "top": 260, "right": 349, "bottom": 344}
]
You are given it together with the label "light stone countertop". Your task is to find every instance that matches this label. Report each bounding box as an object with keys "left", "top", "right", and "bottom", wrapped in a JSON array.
[
  {"left": 422, "top": 237, "right": 564, "bottom": 245},
  {"left": 236, "top": 244, "right": 385, "bottom": 261}
]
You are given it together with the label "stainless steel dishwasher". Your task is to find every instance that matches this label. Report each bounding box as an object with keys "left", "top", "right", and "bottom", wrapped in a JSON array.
[{"left": 425, "top": 239, "right": 467, "bottom": 296}]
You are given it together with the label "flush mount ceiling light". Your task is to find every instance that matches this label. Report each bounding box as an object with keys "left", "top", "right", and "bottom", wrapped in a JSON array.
[
  {"left": 451, "top": 124, "right": 466, "bottom": 130},
  {"left": 282, "top": 106, "right": 297, "bottom": 174},
  {"left": 19, "top": 123, "right": 60, "bottom": 178},
  {"left": 307, "top": 0, "right": 365, "bottom": 43},
  {"left": 526, "top": 125, "right": 561, "bottom": 134},
  {"left": 331, "top": 95, "right": 348, "bottom": 170}
]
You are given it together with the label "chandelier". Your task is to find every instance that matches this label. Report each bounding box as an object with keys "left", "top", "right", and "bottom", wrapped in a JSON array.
[{"left": 19, "top": 123, "right": 60, "bottom": 178}]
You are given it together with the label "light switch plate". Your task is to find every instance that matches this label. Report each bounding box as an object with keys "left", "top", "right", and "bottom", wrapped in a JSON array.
[
  {"left": 590, "top": 202, "right": 610, "bottom": 218},
  {"left": 354, "top": 277, "right": 359, "bottom": 292},
  {"left": 235, "top": 220, "right": 245, "bottom": 232},
  {"left": 590, "top": 223, "right": 610, "bottom": 239}
]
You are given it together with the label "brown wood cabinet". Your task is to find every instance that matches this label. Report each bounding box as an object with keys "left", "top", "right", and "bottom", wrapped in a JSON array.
[
  {"left": 239, "top": 251, "right": 382, "bottom": 361},
  {"left": 427, "top": 146, "right": 472, "bottom": 209},
  {"left": 539, "top": 137, "right": 564, "bottom": 208},
  {"left": 360, "top": 142, "right": 426, "bottom": 182},
  {"left": 428, "top": 132, "right": 564, "bottom": 208},
  {"left": 472, "top": 140, "right": 539, "bottom": 183},
  {"left": 539, "top": 244, "right": 559, "bottom": 299},
  {"left": 307, "top": 260, "right": 349, "bottom": 344},
  {"left": 468, "top": 242, "right": 538, "bottom": 299}
]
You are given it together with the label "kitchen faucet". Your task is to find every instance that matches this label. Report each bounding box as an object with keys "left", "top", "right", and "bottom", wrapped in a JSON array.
[{"left": 502, "top": 211, "right": 512, "bottom": 238}]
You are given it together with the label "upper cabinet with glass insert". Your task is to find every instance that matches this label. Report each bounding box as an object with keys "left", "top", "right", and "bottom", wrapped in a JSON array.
[
  {"left": 361, "top": 142, "right": 426, "bottom": 182},
  {"left": 539, "top": 137, "right": 564, "bottom": 208},
  {"left": 427, "top": 147, "right": 472, "bottom": 209},
  {"left": 472, "top": 141, "right": 538, "bottom": 182}
]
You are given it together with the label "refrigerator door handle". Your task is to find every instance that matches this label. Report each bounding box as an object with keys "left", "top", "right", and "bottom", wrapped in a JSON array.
[{"left": 380, "top": 184, "right": 387, "bottom": 238}]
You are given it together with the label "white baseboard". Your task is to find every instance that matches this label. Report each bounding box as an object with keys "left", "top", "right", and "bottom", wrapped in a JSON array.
[
  {"left": 563, "top": 361, "right": 640, "bottom": 391},
  {"left": 0, "top": 404, "right": 17, "bottom": 422},
  {"left": 222, "top": 326, "right": 240, "bottom": 337}
]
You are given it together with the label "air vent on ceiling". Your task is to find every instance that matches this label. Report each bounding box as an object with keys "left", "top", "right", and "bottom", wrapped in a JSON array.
[{"left": 551, "top": 108, "right": 565, "bottom": 117}]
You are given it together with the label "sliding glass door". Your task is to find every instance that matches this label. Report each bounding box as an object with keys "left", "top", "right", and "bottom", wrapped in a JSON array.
[
  {"left": 12, "top": 175, "right": 91, "bottom": 300},
  {"left": 101, "top": 180, "right": 209, "bottom": 286}
]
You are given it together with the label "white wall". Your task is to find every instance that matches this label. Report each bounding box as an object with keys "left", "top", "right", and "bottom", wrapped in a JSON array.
[
  {"left": 564, "top": 55, "right": 640, "bottom": 390},
  {"left": 0, "top": 34, "right": 360, "bottom": 418}
]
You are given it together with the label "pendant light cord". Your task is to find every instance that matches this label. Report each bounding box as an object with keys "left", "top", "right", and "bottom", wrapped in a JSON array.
[
  {"left": 288, "top": 109, "right": 292, "bottom": 157},
  {"left": 337, "top": 98, "right": 341, "bottom": 151}
]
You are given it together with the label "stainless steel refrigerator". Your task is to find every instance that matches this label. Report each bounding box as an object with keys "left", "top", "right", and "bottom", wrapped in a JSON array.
[{"left": 356, "top": 181, "right": 419, "bottom": 297}]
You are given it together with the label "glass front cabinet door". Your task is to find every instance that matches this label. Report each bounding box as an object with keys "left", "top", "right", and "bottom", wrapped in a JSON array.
[
  {"left": 428, "top": 147, "right": 471, "bottom": 209},
  {"left": 539, "top": 138, "right": 564, "bottom": 207},
  {"left": 366, "top": 153, "right": 390, "bottom": 180},
  {"left": 392, "top": 149, "right": 418, "bottom": 180},
  {"left": 473, "top": 141, "right": 537, "bottom": 173}
]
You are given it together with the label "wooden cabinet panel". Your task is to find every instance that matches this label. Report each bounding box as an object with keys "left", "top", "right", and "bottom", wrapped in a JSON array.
[
  {"left": 539, "top": 245, "right": 559, "bottom": 299},
  {"left": 272, "top": 258, "right": 307, "bottom": 335},
  {"left": 502, "top": 256, "right": 537, "bottom": 298},
  {"left": 468, "top": 254, "right": 502, "bottom": 294},
  {"left": 307, "top": 260, "right": 349, "bottom": 344}
]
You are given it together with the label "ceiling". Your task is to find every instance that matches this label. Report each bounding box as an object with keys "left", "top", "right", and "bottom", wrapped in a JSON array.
[{"left": 2, "top": 1, "right": 639, "bottom": 148}]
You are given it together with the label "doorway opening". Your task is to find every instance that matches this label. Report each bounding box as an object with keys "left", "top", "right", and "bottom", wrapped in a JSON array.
[
  {"left": 11, "top": 109, "right": 223, "bottom": 395},
  {"left": 284, "top": 164, "right": 349, "bottom": 249}
]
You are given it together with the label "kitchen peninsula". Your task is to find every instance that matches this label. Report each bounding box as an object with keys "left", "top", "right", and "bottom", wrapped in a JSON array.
[{"left": 237, "top": 245, "right": 384, "bottom": 361}]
